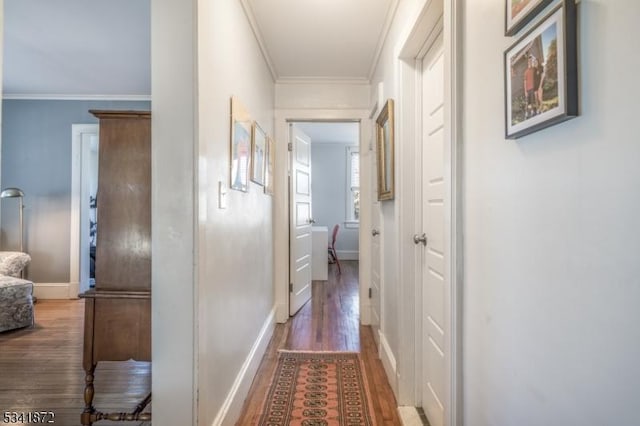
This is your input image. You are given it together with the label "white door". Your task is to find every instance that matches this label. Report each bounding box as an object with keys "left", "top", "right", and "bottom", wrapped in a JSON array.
[
  {"left": 370, "top": 144, "right": 382, "bottom": 345},
  {"left": 289, "top": 124, "right": 314, "bottom": 315},
  {"left": 419, "top": 35, "right": 447, "bottom": 426}
]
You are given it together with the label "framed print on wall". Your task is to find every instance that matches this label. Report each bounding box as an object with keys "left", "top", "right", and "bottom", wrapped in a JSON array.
[
  {"left": 230, "top": 96, "right": 252, "bottom": 192},
  {"left": 504, "top": 1, "right": 578, "bottom": 139},
  {"left": 375, "top": 99, "right": 395, "bottom": 201},
  {"left": 264, "top": 136, "right": 275, "bottom": 195},
  {"left": 251, "top": 122, "right": 266, "bottom": 186},
  {"left": 506, "top": 0, "right": 554, "bottom": 36}
]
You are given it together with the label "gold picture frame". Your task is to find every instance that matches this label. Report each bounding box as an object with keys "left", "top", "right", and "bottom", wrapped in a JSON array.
[
  {"left": 376, "top": 99, "right": 395, "bottom": 201},
  {"left": 264, "top": 136, "right": 275, "bottom": 195},
  {"left": 230, "top": 96, "right": 252, "bottom": 192},
  {"left": 251, "top": 122, "right": 267, "bottom": 186}
]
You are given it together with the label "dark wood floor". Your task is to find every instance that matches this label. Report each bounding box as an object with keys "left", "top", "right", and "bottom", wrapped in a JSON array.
[
  {"left": 236, "top": 260, "right": 401, "bottom": 425},
  {"left": 0, "top": 300, "right": 150, "bottom": 426}
]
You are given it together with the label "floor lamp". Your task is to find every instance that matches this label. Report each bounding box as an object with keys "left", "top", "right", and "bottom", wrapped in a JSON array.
[
  {"left": 0, "top": 187, "right": 30, "bottom": 303},
  {"left": 0, "top": 187, "right": 25, "bottom": 253}
]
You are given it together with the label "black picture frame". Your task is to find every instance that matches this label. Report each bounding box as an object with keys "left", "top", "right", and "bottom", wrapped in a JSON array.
[
  {"left": 506, "top": 0, "right": 554, "bottom": 36},
  {"left": 504, "top": 1, "right": 578, "bottom": 140}
]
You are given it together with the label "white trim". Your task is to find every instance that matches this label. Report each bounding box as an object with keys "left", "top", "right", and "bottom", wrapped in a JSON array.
[
  {"left": 335, "top": 250, "right": 359, "bottom": 261},
  {"left": 69, "top": 281, "right": 80, "bottom": 299},
  {"left": 274, "top": 109, "right": 372, "bottom": 325},
  {"left": 211, "top": 307, "right": 276, "bottom": 426},
  {"left": 344, "top": 221, "right": 360, "bottom": 229},
  {"left": 239, "top": 0, "right": 278, "bottom": 81},
  {"left": 2, "top": 94, "right": 151, "bottom": 101},
  {"left": 445, "top": 1, "right": 464, "bottom": 425},
  {"left": 398, "top": 406, "right": 424, "bottom": 425},
  {"left": 393, "top": 2, "right": 464, "bottom": 424},
  {"left": 70, "top": 124, "right": 99, "bottom": 298},
  {"left": 33, "top": 283, "right": 74, "bottom": 300},
  {"left": 379, "top": 330, "right": 398, "bottom": 396}
]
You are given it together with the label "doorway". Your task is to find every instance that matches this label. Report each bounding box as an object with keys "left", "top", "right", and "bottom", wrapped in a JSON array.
[
  {"left": 70, "top": 124, "right": 99, "bottom": 297},
  {"left": 288, "top": 121, "right": 361, "bottom": 319}
]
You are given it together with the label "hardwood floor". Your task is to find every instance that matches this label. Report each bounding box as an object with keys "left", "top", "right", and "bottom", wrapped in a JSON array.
[
  {"left": 0, "top": 300, "right": 150, "bottom": 426},
  {"left": 0, "top": 261, "right": 400, "bottom": 425},
  {"left": 236, "top": 260, "right": 401, "bottom": 425}
]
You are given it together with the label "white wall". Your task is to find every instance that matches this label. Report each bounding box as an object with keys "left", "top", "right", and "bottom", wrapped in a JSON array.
[
  {"left": 196, "top": 0, "right": 275, "bottom": 424},
  {"left": 462, "top": 1, "right": 640, "bottom": 425},
  {"left": 151, "top": 0, "right": 196, "bottom": 424}
]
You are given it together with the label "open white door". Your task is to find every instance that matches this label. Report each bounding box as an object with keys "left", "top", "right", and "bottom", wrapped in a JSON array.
[
  {"left": 418, "top": 35, "right": 448, "bottom": 426},
  {"left": 289, "top": 124, "right": 313, "bottom": 315}
]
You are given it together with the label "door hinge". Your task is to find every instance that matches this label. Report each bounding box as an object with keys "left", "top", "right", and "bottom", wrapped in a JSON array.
[
  {"left": 289, "top": 283, "right": 293, "bottom": 292},
  {"left": 368, "top": 288, "right": 372, "bottom": 298},
  {"left": 288, "top": 142, "right": 293, "bottom": 152}
]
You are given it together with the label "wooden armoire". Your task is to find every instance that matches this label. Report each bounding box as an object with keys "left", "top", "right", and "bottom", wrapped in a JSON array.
[{"left": 80, "top": 110, "right": 151, "bottom": 426}]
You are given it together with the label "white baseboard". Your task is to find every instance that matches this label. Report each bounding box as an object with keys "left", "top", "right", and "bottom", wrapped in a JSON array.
[
  {"left": 360, "top": 300, "right": 371, "bottom": 325},
  {"left": 398, "top": 406, "right": 423, "bottom": 425},
  {"left": 379, "top": 330, "right": 398, "bottom": 397},
  {"left": 211, "top": 307, "right": 276, "bottom": 426},
  {"left": 336, "top": 250, "right": 359, "bottom": 260},
  {"left": 276, "top": 302, "right": 289, "bottom": 323},
  {"left": 33, "top": 283, "right": 74, "bottom": 300}
]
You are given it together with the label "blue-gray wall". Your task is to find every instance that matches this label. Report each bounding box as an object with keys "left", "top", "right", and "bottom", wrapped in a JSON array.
[
  {"left": 311, "top": 143, "right": 359, "bottom": 256},
  {"left": 1, "top": 99, "right": 150, "bottom": 283}
]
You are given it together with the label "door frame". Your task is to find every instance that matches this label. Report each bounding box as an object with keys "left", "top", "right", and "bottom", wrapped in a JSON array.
[
  {"left": 70, "top": 123, "right": 99, "bottom": 298},
  {"left": 274, "top": 110, "right": 372, "bottom": 324},
  {"left": 396, "top": 0, "right": 463, "bottom": 424}
]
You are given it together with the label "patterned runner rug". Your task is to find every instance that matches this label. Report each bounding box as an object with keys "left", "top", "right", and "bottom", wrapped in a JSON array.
[{"left": 258, "top": 351, "right": 376, "bottom": 425}]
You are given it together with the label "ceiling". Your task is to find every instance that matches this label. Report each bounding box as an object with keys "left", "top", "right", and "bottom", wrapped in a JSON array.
[
  {"left": 243, "top": 0, "right": 396, "bottom": 81},
  {"left": 2, "top": 0, "right": 395, "bottom": 97},
  {"left": 296, "top": 122, "right": 359, "bottom": 144}
]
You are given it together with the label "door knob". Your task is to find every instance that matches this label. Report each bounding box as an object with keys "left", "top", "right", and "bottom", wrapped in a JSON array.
[
  {"left": 372, "top": 229, "right": 380, "bottom": 236},
  {"left": 413, "top": 233, "right": 427, "bottom": 246}
]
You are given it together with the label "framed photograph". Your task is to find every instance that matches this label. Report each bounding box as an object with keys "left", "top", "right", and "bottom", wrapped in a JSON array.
[
  {"left": 375, "top": 99, "right": 395, "bottom": 201},
  {"left": 264, "top": 136, "right": 275, "bottom": 195},
  {"left": 251, "top": 122, "right": 266, "bottom": 186},
  {"left": 230, "top": 96, "right": 252, "bottom": 192},
  {"left": 506, "top": 0, "right": 554, "bottom": 36},
  {"left": 504, "top": 1, "right": 577, "bottom": 139}
]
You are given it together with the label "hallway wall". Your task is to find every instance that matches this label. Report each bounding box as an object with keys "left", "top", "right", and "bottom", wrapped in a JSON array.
[
  {"left": 196, "top": 0, "right": 275, "bottom": 424},
  {"left": 462, "top": 1, "right": 640, "bottom": 425}
]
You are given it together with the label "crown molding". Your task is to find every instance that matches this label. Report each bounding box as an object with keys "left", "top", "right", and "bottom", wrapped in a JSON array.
[
  {"left": 276, "top": 76, "right": 370, "bottom": 86},
  {"left": 2, "top": 93, "right": 152, "bottom": 101},
  {"left": 239, "top": 0, "right": 278, "bottom": 82},
  {"left": 368, "top": 0, "right": 399, "bottom": 81}
]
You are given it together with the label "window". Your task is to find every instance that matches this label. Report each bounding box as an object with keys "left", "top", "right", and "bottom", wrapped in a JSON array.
[{"left": 346, "top": 146, "right": 359, "bottom": 227}]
